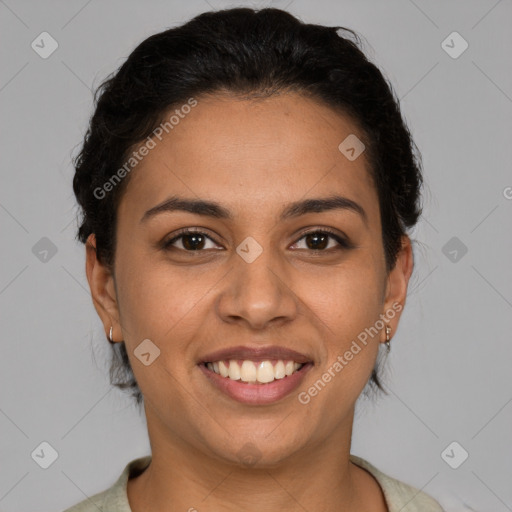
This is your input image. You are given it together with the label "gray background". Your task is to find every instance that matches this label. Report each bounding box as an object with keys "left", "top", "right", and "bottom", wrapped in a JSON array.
[{"left": 1, "top": 0, "right": 511, "bottom": 510}]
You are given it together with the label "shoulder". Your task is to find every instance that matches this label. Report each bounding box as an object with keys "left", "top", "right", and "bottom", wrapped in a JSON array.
[
  {"left": 349, "top": 454, "right": 445, "bottom": 512},
  {"left": 61, "top": 456, "right": 152, "bottom": 512}
]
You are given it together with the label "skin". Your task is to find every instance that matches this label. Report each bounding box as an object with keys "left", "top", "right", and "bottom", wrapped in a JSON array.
[{"left": 85, "top": 91, "right": 413, "bottom": 512}]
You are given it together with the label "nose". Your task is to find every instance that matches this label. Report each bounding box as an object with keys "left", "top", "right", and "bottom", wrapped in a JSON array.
[{"left": 215, "top": 245, "right": 298, "bottom": 331}]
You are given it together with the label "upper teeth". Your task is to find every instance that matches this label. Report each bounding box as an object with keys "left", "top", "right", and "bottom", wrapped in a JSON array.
[{"left": 206, "top": 360, "right": 303, "bottom": 384}]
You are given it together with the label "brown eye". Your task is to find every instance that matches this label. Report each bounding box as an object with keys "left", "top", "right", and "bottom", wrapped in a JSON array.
[
  {"left": 304, "top": 232, "right": 329, "bottom": 250},
  {"left": 292, "top": 230, "right": 350, "bottom": 251},
  {"left": 180, "top": 233, "right": 207, "bottom": 250},
  {"left": 163, "top": 230, "right": 222, "bottom": 251}
]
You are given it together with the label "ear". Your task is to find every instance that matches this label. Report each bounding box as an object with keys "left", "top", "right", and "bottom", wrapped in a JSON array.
[
  {"left": 381, "top": 235, "right": 414, "bottom": 343},
  {"left": 85, "top": 233, "right": 122, "bottom": 343}
]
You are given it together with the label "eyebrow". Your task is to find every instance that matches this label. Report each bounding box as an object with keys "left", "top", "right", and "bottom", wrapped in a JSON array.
[{"left": 141, "top": 194, "right": 367, "bottom": 225}]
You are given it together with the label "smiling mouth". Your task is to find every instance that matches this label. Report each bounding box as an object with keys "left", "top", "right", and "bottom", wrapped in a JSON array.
[{"left": 203, "top": 359, "right": 305, "bottom": 384}]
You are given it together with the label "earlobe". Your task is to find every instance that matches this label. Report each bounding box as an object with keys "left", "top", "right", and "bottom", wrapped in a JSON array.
[{"left": 85, "top": 233, "right": 121, "bottom": 338}]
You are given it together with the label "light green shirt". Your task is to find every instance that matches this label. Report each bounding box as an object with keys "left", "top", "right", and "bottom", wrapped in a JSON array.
[{"left": 63, "top": 454, "right": 444, "bottom": 511}]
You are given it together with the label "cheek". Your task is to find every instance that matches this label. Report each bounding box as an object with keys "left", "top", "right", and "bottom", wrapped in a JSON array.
[
  {"left": 114, "top": 249, "right": 206, "bottom": 340},
  {"left": 303, "top": 260, "right": 383, "bottom": 332},
  {"left": 113, "top": 257, "right": 206, "bottom": 407},
  {"left": 296, "top": 261, "right": 383, "bottom": 385}
]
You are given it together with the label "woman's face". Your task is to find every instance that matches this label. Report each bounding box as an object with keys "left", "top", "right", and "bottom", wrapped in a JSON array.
[{"left": 87, "top": 92, "right": 412, "bottom": 467}]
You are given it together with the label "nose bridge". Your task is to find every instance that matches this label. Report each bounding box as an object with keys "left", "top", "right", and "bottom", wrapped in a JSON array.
[{"left": 216, "top": 235, "right": 297, "bottom": 329}]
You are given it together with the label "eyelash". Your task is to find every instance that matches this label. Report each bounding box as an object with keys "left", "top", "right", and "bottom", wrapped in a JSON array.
[{"left": 162, "top": 227, "right": 352, "bottom": 253}]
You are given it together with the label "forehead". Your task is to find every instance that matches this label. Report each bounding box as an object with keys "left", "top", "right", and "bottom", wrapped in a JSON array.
[{"left": 119, "top": 92, "right": 379, "bottom": 224}]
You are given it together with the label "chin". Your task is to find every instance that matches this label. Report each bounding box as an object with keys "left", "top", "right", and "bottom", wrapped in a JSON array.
[{"left": 203, "top": 429, "right": 309, "bottom": 470}]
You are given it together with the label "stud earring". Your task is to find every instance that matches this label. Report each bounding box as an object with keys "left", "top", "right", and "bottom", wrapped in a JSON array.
[{"left": 108, "top": 326, "right": 114, "bottom": 343}]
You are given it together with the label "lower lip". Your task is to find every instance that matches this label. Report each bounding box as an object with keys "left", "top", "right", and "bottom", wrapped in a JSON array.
[{"left": 198, "top": 363, "right": 313, "bottom": 405}]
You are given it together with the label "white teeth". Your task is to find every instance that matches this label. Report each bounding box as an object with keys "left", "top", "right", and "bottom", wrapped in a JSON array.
[
  {"left": 206, "top": 359, "right": 305, "bottom": 383},
  {"left": 228, "top": 360, "right": 241, "bottom": 380},
  {"left": 256, "top": 361, "right": 275, "bottom": 383},
  {"left": 274, "top": 360, "right": 285, "bottom": 379},
  {"left": 218, "top": 360, "right": 229, "bottom": 377},
  {"left": 240, "top": 360, "right": 257, "bottom": 383}
]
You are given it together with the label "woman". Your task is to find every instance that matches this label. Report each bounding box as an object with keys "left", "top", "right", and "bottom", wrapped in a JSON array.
[{"left": 65, "top": 7, "right": 444, "bottom": 511}]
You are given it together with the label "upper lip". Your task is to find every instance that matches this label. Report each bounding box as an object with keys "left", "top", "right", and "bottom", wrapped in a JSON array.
[{"left": 198, "top": 345, "right": 313, "bottom": 364}]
